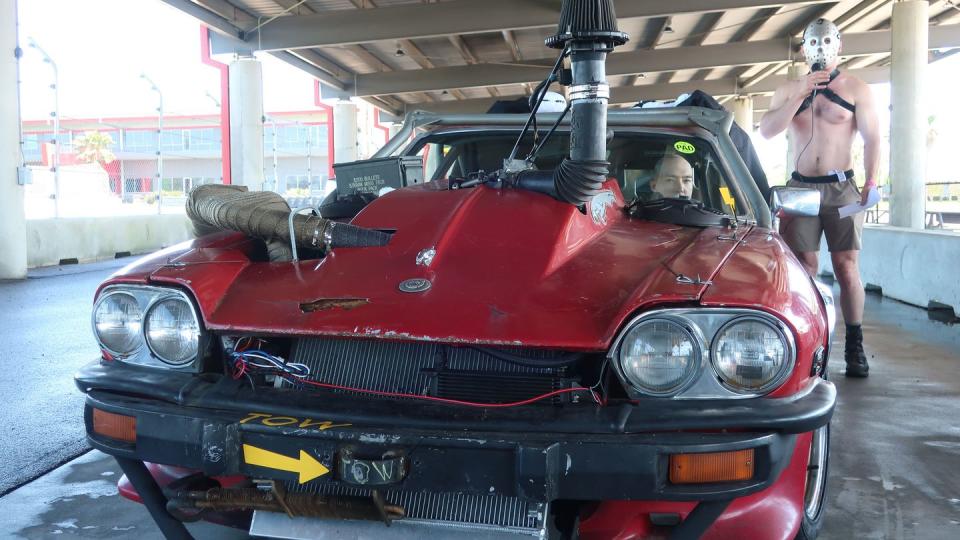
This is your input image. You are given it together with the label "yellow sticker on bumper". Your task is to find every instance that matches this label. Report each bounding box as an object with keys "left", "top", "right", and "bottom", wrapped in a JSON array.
[{"left": 242, "top": 444, "right": 330, "bottom": 484}]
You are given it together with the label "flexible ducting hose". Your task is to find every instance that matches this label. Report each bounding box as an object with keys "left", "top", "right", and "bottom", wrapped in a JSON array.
[
  {"left": 553, "top": 158, "right": 609, "bottom": 205},
  {"left": 186, "top": 185, "right": 391, "bottom": 259}
]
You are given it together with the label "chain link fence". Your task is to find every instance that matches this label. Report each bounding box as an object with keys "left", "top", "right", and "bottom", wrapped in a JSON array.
[
  {"left": 20, "top": 123, "right": 224, "bottom": 218},
  {"left": 262, "top": 118, "right": 332, "bottom": 208},
  {"left": 20, "top": 115, "right": 332, "bottom": 219}
]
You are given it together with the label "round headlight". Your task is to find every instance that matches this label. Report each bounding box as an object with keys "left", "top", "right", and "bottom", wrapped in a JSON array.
[
  {"left": 93, "top": 292, "right": 143, "bottom": 356},
  {"left": 144, "top": 296, "right": 200, "bottom": 366},
  {"left": 712, "top": 318, "right": 791, "bottom": 392},
  {"left": 617, "top": 319, "right": 701, "bottom": 396}
]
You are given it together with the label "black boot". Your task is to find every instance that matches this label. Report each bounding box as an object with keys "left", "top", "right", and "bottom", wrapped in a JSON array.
[{"left": 844, "top": 324, "right": 869, "bottom": 377}]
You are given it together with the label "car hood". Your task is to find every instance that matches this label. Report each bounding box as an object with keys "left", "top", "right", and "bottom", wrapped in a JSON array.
[{"left": 147, "top": 183, "right": 745, "bottom": 350}]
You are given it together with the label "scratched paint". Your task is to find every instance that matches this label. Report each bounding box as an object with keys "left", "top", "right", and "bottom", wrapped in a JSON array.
[
  {"left": 238, "top": 412, "right": 351, "bottom": 431},
  {"left": 299, "top": 298, "right": 370, "bottom": 313}
]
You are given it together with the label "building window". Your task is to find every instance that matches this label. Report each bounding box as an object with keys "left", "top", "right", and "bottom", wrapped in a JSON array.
[
  {"left": 124, "top": 130, "right": 158, "bottom": 152},
  {"left": 187, "top": 128, "right": 220, "bottom": 151},
  {"left": 161, "top": 130, "right": 186, "bottom": 151}
]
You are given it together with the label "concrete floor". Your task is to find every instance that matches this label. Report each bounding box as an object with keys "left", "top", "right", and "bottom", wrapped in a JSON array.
[{"left": 0, "top": 262, "right": 958, "bottom": 539}]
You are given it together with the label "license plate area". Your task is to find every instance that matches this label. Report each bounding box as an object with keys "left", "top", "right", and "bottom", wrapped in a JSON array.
[
  {"left": 339, "top": 447, "right": 409, "bottom": 487},
  {"left": 240, "top": 433, "right": 338, "bottom": 485}
]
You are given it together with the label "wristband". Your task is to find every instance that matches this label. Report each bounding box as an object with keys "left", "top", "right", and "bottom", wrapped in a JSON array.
[{"left": 863, "top": 179, "right": 877, "bottom": 189}]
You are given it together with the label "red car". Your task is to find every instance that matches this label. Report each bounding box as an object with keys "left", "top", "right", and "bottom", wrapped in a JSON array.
[{"left": 77, "top": 106, "right": 836, "bottom": 539}]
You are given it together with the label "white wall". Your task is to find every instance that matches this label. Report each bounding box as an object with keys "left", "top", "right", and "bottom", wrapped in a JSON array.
[
  {"left": 819, "top": 225, "right": 960, "bottom": 313},
  {"left": 27, "top": 215, "right": 192, "bottom": 268}
]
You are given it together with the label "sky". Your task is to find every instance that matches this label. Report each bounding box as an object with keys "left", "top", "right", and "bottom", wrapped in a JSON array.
[{"left": 18, "top": 0, "right": 317, "bottom": 121}]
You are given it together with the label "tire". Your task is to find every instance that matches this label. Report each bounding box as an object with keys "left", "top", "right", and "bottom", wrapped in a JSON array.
[
  {"left": 546, "top": 501, "right": 580, "bottom": 540},
  {"left": 795, "top": 422, "right": 830, "bottom": 540}
]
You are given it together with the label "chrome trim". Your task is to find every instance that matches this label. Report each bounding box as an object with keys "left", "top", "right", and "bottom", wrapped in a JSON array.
[
  {"left": 93, "top": 285, "right": 205, "bottom": 371},
  {"left": 143, "top": 293, "right": 201, "bottom": 366},
  {"left": 709, "top": 315, "right": 796, "bottom": 395},
  {"left": 91, "top": 290, "right": 144, "bottom": 358},
  {"left": 608, "top": 308, "right": 798, "bottom": 399},
  {"left": 804, "top": 423, "right": 830, "bottom": 519},
  {"left": 612, "top": 316, "right": 705, "bottom": 398}
]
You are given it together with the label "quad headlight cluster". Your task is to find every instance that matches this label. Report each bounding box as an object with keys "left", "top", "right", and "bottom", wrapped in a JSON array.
[
  {"left": 611, "top": 309, "right": 795, "bottom": 398},
  {"left": 92, "top": 286, "right": 205, "bottom": 369}
]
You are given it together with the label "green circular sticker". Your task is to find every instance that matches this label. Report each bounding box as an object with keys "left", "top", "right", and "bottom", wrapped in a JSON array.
[{"left": 674, "top": 141, "right": 696, "bottom": 154}]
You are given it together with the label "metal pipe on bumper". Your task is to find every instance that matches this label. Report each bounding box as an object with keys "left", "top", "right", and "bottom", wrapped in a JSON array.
[{"left": 114, "top": 457, "right": 194, "bottom": 540}]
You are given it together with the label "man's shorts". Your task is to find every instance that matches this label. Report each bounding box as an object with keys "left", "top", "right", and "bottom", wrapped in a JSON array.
[{"left": 780, "top": 171, "right": 865, "bottom": 253}]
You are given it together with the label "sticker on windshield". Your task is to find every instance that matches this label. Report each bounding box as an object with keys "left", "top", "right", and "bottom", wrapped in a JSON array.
[{"left": 674, "top": 141, "right": 696, "bottom": 154}]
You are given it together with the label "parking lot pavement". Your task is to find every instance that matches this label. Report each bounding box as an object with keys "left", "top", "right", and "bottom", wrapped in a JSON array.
[
  {"left": 0, "top": 450, "right": 248, "bottom": 539},
  {"left": 0, "top": 258, "right": 137, "bottom": 496}
]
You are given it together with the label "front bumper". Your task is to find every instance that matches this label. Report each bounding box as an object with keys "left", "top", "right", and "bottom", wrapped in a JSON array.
[{"left": 78, "top": 361, "right": 835, "bottom": 502}]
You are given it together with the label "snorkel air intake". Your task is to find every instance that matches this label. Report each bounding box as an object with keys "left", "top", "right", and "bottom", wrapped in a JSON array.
[{"left": 546, "top": 0, "right": 628, "bottom": 205}]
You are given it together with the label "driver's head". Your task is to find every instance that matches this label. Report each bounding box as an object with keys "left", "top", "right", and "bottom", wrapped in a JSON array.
[{"left": 650, "top": 153, "right": 694, "bottom": 199}]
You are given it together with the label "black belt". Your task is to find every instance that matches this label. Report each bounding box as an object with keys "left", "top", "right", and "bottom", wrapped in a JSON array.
[{"left": 791, "top": 170, "right": 854, "bottom": 184}]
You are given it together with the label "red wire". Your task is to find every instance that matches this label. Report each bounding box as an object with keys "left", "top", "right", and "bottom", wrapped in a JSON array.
[{"left": 280, "top": 373, "right": 599, "bottom": 409}]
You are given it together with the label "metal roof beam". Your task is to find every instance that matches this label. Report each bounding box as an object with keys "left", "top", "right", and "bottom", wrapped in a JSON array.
[
  {"left": 410, "top": 66, "right": 890, "bottom": 113},
  {"left": 244, "top": 0, "right": 834, "bottom": 51},
  {"left": 351, "top": 24, "right": 960, "bottom": 96}
]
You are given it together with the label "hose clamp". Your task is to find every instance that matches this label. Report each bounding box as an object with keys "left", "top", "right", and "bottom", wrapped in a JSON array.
[
  {"left": 569, "top": 83, "right": 609, "bottom": 101},
  {"left": 322, "top": 221, "right": 335, "bottom": 248},
  {"left": 310, "top": 222, "right": 323, "bottom": 248}
]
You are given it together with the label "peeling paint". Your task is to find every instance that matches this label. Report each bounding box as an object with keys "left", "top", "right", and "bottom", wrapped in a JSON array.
[{"left": 299, "top": 298, "right": 370, "bottom": 313}]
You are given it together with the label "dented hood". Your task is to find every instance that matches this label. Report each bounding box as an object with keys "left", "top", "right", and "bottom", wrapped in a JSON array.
[{"left": 148, "top": 183, "right": 745, "bottom": 351}]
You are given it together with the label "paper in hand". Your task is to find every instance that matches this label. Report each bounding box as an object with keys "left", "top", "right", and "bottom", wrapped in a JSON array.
[{"left": 838, "top": 187, "right": 880, "bottom": 219}]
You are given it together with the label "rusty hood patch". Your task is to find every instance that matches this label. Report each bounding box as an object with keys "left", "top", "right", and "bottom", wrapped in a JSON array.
[{"left": 299, "top": 298, "right": 370, "bottom": 313}]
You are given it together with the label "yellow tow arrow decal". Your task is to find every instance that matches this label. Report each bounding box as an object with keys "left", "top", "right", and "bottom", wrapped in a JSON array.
[{"left": 242, "top": 444, "right": 329, "bottom": 484}]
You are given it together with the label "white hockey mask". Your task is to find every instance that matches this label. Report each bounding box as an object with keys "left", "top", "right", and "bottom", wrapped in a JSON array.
[{"left": 802, "top": 19, "right": 841, "bottom": 70}]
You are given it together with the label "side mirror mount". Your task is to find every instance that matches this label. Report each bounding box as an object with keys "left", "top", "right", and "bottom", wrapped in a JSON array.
[{"left": 769, "top": 186, "right": 820, "bottom": 229}]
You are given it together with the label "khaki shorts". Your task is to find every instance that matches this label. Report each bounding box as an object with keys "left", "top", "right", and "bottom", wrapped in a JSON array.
[{"left": 780, "top": 177, "right": 864, "bottom": 253}]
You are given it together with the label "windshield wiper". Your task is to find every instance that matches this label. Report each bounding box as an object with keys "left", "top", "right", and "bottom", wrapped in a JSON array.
[{"left": 628, "top": 197, "right": 735, "bottom": 228}]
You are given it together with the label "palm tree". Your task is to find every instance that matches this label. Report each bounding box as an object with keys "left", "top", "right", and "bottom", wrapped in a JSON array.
[{"left": 72, "top": 131, "right": 116, "bottom": 164}]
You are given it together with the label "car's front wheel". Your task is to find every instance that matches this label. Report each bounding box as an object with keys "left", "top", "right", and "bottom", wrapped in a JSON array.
[{"left": 796, "top": 422, "right": 830, "bottom": 539}]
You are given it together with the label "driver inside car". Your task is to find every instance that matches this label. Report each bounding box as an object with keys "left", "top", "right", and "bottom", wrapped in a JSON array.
[{"left": 649, "top": 153, "right": 695, "bottom": 199}]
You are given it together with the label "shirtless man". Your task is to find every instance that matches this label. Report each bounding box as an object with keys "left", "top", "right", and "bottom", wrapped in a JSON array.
[
  {"left": 759, "top": 18, "right": 880, "bottom": 377},
  {"left": 650, "top": 153, "right": 695, "bottom": 199}
]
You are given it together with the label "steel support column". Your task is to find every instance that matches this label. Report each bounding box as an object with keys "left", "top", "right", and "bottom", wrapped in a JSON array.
[
  {"left": 0, "top": 0, "right": 27, "bottom": 279},
  {"left": 333, "top": 101, "right": 358, "bottom": 165},
  {"left": 228, "top": 57, "right": 264, "bottom": 190},
  {"left": 732, "top": 96, "right": 754, "bottom": 133},
  {"left": 889, "top": 0, "right": 928, "bottom": 229}
]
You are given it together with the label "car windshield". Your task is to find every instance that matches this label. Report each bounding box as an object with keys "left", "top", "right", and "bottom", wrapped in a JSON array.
[{"left": 408, "top": 130, "right": 748, "bottom": 218}]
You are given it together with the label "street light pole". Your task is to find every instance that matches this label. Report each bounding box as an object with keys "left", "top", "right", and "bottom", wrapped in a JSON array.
[
  {"left": 140, "top": 73, "right": 163, "bottom": 213},
  {"left": 263, "top": 115, "right": 278, "bottom": 192},
  {"left": 28, "top": 37, "right": 60, "bottom": 218}
]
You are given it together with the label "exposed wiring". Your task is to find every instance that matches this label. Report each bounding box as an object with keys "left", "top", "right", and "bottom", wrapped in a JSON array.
[
  {"left": 228, "top": 348, "right": 311, "bottom": 380},
  {"left": 589, "top": 361, "right": 610, "bottom": 406},
  {"left": 507, "top": 49, "right": 568, "bottom": 163},
  {"left": 795, "top": 87, "right": 818, "bottom": 171},
  {"left": 227, "top": 343, "right": 602, "bottom": 408},
  {"left": 525, "top": 102, "right": 571, "bottom": 162}
]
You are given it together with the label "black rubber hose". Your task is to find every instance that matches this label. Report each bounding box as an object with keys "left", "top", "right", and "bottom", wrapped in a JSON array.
[
  {"left": 114, "top": 457, "right": 194, "bottom": 540},
  {"left": 553, "top": 158, "right": 610, "bottom": 205},
  {"left": 326, "top": 221, "right": 393, "bottom": 249}
]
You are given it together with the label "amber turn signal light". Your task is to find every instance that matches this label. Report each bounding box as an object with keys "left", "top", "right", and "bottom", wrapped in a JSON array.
[
  {"left": 92, "top": 408, "right": 137, "bottom": 443},
  {"left": 669, "top": 449, "right": 754, "bottom": 484}
]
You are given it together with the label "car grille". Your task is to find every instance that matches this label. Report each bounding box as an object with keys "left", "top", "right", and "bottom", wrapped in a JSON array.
[
  {"left": 287, "top": 482, "right": 547, "bottom": 534},
  {"left": 288, "top": 338, "right": 576, "bottom": 404}
]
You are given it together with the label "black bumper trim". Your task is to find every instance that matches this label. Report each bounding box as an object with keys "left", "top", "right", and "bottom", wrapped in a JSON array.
[
  {"left": 75, "top": 361, "right": 836, "bottom": 435},
  {"left": 85, "top": 391, "right": 797, "bottom": 502}
]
